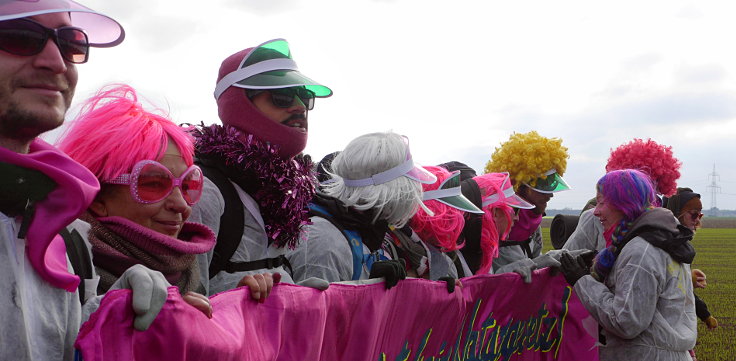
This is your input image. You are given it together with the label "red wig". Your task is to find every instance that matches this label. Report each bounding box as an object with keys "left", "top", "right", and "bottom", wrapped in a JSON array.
[{"left": 606, "top": 138, "right": 681, "bottom": 197}]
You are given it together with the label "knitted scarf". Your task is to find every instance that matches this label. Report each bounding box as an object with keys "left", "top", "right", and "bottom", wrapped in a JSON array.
[
  {"left": 192, "top": 124, "right": 315, "bottom": 249},
  {"left": 82, "top": 214, "right": 215, "bottom": 294},
  {"left": 592, "top": 219, "right": 633, "bottom": 282}
]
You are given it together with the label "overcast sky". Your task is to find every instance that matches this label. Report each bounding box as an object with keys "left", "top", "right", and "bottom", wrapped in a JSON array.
[{"left": 47, "top": 0, "right": 736, "bottom": 210}]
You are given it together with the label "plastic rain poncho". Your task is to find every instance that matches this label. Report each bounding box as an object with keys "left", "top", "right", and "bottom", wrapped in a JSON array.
[{"left": 573, "top": 209, "right": 697, "bottom": 361}]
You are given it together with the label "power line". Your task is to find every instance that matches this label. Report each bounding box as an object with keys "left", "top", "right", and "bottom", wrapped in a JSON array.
[{"left": 706, "top": 163, "right": 721, "bottom": 211}]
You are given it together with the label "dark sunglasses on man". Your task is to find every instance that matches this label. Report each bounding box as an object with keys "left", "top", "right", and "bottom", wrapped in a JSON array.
[
  {"left": 246, "top": 87, "right": 316, "bottom": 110},
  {"left": 0, "top": 17, "right": 89, "bottom": 63}
]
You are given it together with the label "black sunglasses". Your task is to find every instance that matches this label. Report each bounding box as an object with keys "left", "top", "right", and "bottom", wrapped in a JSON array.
[
  {"left": 247, "top": 87, "right": 316, "bottom": 110},
  {"left": 0, "top": 18, "right": 89, "bottom": 64}
]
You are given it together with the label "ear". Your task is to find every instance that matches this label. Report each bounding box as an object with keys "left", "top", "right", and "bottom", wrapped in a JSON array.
[{"left": 89, "top": 198, "right": 108, "bottom": 217}]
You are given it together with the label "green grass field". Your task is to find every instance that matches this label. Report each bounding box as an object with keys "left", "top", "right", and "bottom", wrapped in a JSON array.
[{"left": 540, "top": 227, "right": 736, "bottom": 361}]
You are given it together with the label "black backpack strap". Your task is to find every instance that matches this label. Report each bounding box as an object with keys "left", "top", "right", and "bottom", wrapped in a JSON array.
[
  {"left": 449, "top": 251, "right": 466, "bottom": 278},
  {"left": 60, "top": 228, "right": 93, "bottom": 304},
  {"left": 198, "top": 164, "right": 245, "bottom": 278},
  {"left": 223, "top": 255, "right": 292, "bottom": 274}
]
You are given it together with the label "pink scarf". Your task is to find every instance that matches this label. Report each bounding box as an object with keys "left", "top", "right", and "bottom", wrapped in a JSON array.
[
  {"left": 0, "top": 139, "right": 99, "bottom": 291},
  {"left": 507, "top": 208, "right": 543, "bottom": 242},
  {"left": 85, "top": 215, "right": 215, "bottom": 293}
]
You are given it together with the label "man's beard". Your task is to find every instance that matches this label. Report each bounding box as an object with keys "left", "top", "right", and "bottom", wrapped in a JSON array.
[{"left": 0, "top": 102, "right": 64, "bottom": 142}]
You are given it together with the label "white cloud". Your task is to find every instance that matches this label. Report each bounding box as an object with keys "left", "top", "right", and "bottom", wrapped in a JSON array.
[{"left": 68, "top": 0, "right": 736, "bottom": 209}]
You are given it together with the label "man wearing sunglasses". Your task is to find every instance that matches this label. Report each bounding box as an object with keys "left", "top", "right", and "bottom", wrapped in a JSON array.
[
  {"left": 191, "top": 39, "right": 332, "bottom": 295},
  {"left": 0, "top": 2, "right": 166, "bottom": 360},
  {"left": 484, "top": 131, "right": 572, "bottom": 280}
]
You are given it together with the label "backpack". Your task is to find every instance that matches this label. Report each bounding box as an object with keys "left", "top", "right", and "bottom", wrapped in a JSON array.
[
  {"left": 198, "top": 162, "right": 290, "bottom": 278},
  {"left": 60, "top": 228, "right": 94, "bottom": 304},
  {"left": 307, "top": 203, "right": 389, "bottom": 281}
]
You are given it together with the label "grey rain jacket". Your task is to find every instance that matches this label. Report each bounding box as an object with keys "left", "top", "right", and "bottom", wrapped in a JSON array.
[
  {"left": 190, "top": 178, "right": 294, "bottom": 296},
  {"left": 1, "top": 213, "right": 81, "bottom": 361},
  {"left": 562, "top": 208, "right": 606, "bottom": 252},
  {"left": 574, "top": 208, "right": 697, "bottom": 361}
]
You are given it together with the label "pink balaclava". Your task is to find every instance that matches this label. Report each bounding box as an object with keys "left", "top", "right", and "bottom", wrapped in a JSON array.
[
  {"left": 216, "top": 48, "right": 306, "bottom": 159},
  {"left": 215, "top": 39, "right": 332, "bottom": 159}
]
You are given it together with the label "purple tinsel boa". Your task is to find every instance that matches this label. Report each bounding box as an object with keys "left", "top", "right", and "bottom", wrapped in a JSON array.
[{"left": 192, "top": 124, "right": 315, "bottom": 249}]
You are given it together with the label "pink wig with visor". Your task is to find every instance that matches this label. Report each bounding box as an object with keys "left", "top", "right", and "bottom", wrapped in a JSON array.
[
  {"left": 474, "top": 173, "right": 515, "bottom": 275},
  {"left": 58, "top": 84, "right": 194, "bottom": 182},
  {"left": 410, "top": 166, "right": 466, "bottom": 252},
  {"left": 606, "top": 138, "right": 681, "bottom": 197}
]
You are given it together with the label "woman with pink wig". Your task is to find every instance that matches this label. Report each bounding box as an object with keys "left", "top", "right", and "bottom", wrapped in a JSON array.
[
  {"left": 560, "top": 169, "right": 696, "bottom": 361},
  {"left": 458, "top": 172, "right": 535, "bottom": 275},
  {"left": 58, "top": 85, "right": 277, "bottom": 321},
  {"left": 390, "top": 166, "right": 483, "bottom": 280}
]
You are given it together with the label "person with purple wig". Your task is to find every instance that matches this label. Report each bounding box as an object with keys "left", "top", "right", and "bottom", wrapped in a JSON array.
[{"left": 560, "top": 169, "right": 697, "bottom": 361}]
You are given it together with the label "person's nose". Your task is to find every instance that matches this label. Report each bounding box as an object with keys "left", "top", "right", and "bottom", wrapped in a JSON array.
[
  {"left": 287, "top": 96, "right": 307, "bottom": 113},
  {"left": 166, "top": 186, "right": 191, "bottom": 215},
  {"left": 32, "top": 38, "right": 68, "bottom": 74}
]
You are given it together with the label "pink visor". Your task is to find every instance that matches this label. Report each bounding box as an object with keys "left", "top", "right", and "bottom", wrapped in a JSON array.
[
  {"left": 0, "top": 0, "right": 125, "bottom": 47},
  {"left": 481, "top": 172, "right": 535, "bottom": 209},
  {"left": 342, "top": 136, "right": 436, "bottom": 187}
]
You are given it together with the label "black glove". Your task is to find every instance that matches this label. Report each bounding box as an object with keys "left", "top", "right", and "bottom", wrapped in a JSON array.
[
  {"left": 579, "top": 250, "right": 598, "bottom": 268},
  {"left": 369, "top": 259, "right": 407, "bottom": 289},
  {"left": 559, "top": 252, "right": 589, "bottom": 286},
  {"left": 438, "top": 276, "right": 456, "bottom": 293}
]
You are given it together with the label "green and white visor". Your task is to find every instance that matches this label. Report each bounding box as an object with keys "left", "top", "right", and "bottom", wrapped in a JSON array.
[
  {"left": 483, "top": 172, "right": 535, "bottom": 209},
  {"left": 214, "top": 38, "right": 332, "bottom": 100},
  {"left": 422, "top": 171, "right": 484, "bottom": 214},
  {"left": 524, "top": 169, "right": 571, "bottom": 194}
]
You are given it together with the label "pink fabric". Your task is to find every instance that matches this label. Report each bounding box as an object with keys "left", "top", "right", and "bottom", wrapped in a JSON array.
[
  {"left": 97, "top": 216, "right": 215, "bottom": 255},
  {"left": 603, "top": 224, "right": 616, "bottom": 248},
  {"left": 0, "top": 139, "right": 99, "bottom": 291},
  {"left": 507, "top": 208, "right": 544, "bottom": 242},
  {"left": 76, "top": 270, "right": 599, "bottom": 361},
  {"left": 217, "top": 48, "right": 307, "bottom": 159}
]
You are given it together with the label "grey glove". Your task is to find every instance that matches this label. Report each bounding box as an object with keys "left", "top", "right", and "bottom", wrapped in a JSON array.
[
  {"left": 531, "top": 253, "right": 561, "bottom": 269},
  {"left": 296, "top": 277, "right": 330, "bottom": 291},
  {"left": 110, "top": 264, "right": 170, "bottom": 331},
  {"left": 497, "top": 258, "right": 536, "bottom": 284}
]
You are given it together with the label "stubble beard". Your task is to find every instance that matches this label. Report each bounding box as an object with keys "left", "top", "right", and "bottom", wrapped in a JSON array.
[{"left": 0, "top": 100, "right": 66, "bottom": 143}]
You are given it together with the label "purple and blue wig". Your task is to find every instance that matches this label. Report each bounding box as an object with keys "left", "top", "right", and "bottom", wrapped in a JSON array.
[{"left": 596, "top": 169, "right": 658, "bottom": 221}]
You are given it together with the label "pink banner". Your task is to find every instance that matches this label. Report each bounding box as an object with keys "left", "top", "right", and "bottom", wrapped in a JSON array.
[{"left": 76, "top": 269, "right": 599, "bottom": 361}]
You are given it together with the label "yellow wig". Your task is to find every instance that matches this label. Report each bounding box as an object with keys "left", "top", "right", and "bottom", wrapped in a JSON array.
[{"left": 484, "top": 131, "right": 569, "bottom": 191}]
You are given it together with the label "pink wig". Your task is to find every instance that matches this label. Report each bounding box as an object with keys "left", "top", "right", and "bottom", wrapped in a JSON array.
[
  {"left": 473, "top": 173, "right": 514, "bottom": 275},
  {"left": 410, "top": 166, "right": 465, "bottom": 252},
  {"left": 606, "top": 138, "right": 681, "bottom": 196},
  {"left": 58, "top": 84, "right": 194, "bottom": 182}
]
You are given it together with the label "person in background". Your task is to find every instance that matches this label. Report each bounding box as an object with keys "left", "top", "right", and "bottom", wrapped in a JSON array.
[
  {"left": 459, "top": 172, "right": 536, "bottom": 277},
  {"left": 58, "top": 85, "right": 278, "bottom": 309},
  {"left": 390, "top": 166, "right": 484, "bottom": 280},
  {"left": 663, "top": 187, "right": 717, "bottom": 361},
  {"left": 484, "top": 131, "right": 571, "bottom": 274},
  {"left": 288, "top": 132, "right": 435, "bottom": 287},
  {"left": 560, "top": 169, "right": 696, "bottom": 361},
  {"left": 190, "top": 39, "right": 332, "bottom": 295}
]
